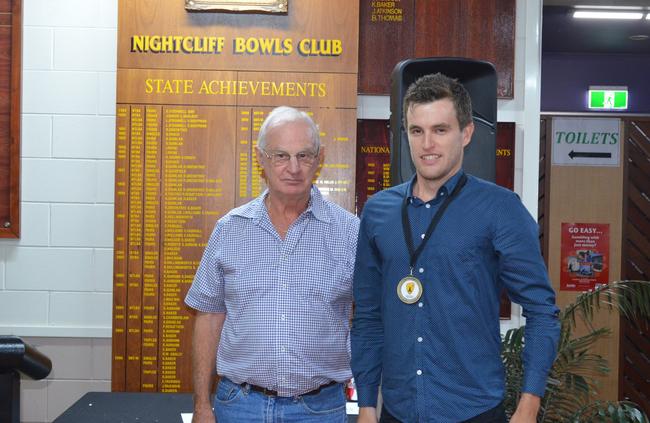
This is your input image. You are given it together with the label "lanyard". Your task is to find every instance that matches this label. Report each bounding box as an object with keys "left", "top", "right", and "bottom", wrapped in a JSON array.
[{"left": 401, "top": 173, "right": 468, "bottom": 270}]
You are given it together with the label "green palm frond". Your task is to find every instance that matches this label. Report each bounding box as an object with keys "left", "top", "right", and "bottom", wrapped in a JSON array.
[
  {"left": 568, "top": 401, "right": 650, "bottom": 423},
  {"left": 552, "top": 328, "right": 611, "bottom": 376},
  {"left": 561, "top": 280, "right": 650, "bottom": 330},
  {"left": 502, "top": 280, "right": 650, "bottom": 422},
  {"left": 502, "top": 327, "right": 525, "bottom": 413},
  {"left": 541, "top": 330, "right": 610, "bottom": 421}
]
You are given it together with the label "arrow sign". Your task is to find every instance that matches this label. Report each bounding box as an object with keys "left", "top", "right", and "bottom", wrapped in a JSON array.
[
  {"left": 552, "top": 118, "right": 620, "bottom": 167},
  {"left": 568, "top": 150, "right": 612, "bottom": 159}
]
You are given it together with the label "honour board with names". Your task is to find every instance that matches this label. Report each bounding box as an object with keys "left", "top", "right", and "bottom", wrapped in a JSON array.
[
  {"left": 113, "top": 0, "right": 360, "bottom": 393},
  {"left": 112, "top": 104, "right": 356, "bottom": 392}
]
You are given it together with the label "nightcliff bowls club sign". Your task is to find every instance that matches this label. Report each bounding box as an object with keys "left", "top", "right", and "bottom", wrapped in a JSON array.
[{"left": 131, "top": 35, "right": 343, "bottom": 57}]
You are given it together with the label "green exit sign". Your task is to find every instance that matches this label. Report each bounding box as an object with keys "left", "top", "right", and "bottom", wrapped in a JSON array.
[{"left": 588, "top": 87, "right": 628, "bottom": 110}]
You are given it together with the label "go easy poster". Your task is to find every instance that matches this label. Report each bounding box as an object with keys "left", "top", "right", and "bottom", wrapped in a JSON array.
[{"left": 560, "top": 223, "right": 610, "bottom": 291}]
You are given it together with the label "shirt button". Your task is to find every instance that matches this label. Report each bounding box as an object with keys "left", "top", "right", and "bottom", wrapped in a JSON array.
[
  {"left": 417, "top": 337, "right": 423, "bottom": 342},
  {"left": 418, "top": 267, "right": 424, "bottom": 273},
  {"left": 418, "top": 302, "right": 423, "bottom": 308},
  {"left": 420, "top": 233, "right": 425, "bottom": 239},
  {"left": 425, "top": 204, "right": 431, "bottom": 209},
  {"left": 416, "top": 370, "right": 422, "bottom": 375},
  {"left": 281, "top": 314, "right": 286, "bottom": 320},
  {"left": 280, "top": 346, "right": 286, "bottom": 352}
]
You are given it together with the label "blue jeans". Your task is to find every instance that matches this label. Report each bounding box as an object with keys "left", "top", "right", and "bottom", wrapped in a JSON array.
[{"left": 213, "top": 377, "right": 348, "bottom": 423}]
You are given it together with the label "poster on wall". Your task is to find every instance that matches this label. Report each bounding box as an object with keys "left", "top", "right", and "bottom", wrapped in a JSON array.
[{"left": 560, "top": 223, "right": 610, "bottom": 291}]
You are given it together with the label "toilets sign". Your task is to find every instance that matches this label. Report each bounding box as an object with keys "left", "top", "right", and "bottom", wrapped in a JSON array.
[{"left": 551, "top": 117, "right": 620, "bottom": 167}]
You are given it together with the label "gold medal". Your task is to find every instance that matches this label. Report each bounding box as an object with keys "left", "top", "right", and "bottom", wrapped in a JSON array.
[{"left": 397, "top": 275, "right": 423, "bottom": 304}]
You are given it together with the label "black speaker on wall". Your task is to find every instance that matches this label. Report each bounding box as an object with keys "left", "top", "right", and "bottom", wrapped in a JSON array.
[{"left": 389, "top": 57, "right": 498, "bottom": 186}]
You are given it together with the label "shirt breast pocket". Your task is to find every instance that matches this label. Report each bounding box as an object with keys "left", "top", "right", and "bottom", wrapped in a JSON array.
[
  {"left": 298, "top": 243, "right": 352, "bottom": 309},
  {"left": 221, "top": 252, "right": 275, "bottom": 311}
]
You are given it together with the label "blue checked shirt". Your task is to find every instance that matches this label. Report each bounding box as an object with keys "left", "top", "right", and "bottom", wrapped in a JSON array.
[
  {"left": 185, "top": 186, "right": 359, "bottom": 396},
  {"left": 351, "top": 171, "right": 560, "bottom": 422}
]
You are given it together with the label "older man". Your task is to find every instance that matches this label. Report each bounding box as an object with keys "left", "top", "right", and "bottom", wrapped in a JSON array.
[{"left": 185, "top": 106, "right": 359, "bottom": 423}]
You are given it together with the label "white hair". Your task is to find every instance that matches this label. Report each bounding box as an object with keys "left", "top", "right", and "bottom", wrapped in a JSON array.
[{"left": 257, "top": 106, "right": 320, "bottom": 151}]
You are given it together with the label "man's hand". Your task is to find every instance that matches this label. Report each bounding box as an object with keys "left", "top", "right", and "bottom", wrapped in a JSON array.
[
  {"left": 510, "top": 393, "right": 541, "bottom": 423},
  {"left": 191, "top": 401, "right": 216, "bottom": 423},
  {"left": 191, "top": 312, "right": 225, "bottom": 423},
  {"left": 357, "top": 406, "right": 378, "bottom": 423}
]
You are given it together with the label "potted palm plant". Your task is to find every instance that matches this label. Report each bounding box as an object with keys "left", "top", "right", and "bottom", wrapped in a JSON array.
[{"left": 502, "top": 280, "right": 650, "bottom": 422}]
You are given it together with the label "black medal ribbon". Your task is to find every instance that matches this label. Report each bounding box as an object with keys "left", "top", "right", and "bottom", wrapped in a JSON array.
[{"left": 401, "top": 173, "right": 468, "bottom": 270}]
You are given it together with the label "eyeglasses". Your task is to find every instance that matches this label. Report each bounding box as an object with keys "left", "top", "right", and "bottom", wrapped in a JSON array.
[{"left": 260, "top": 149, "right": 319, "bottom": 167}]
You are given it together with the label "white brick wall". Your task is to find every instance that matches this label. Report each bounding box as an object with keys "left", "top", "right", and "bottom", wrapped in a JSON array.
[
  {"left": 18, "top": 337, "right": 112, "bottom": 423},
  {"left": 53, "top": 115, "right": 116, "bottom": 159},
  {"left": 22, "top": 115, "right": 52, "bottom": 157},
  {"left": 0, "top": 0, "right": 117, "bottom": 336},
  {"left": 0, "top": 291, "right": 49, "bottom": 325},
  {"left": 2, "top": 0, "right": 117, "bottom": 336},
  {"left": 0, "top": 246, "right": 5, "bottom": 288},
  {"left": 0, "top": 1, "right": 118, "bottom": 421},
  {"left": 6, "top": 247, "right": 95, "bottom": 290},
  {"left": 23, "top": 0, "right": 112, "bottom": 28}
]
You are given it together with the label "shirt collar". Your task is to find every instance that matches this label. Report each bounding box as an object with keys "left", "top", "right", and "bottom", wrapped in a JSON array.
[
  {"left": 232, "top": 185, "right": 331, "bottom": 224},
  {"left": 407, "top": 170, "right": 465, "bottom": 203}
]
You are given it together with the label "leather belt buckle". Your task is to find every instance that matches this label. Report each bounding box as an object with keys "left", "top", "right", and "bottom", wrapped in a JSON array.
[
  {"left": 302, "top": 380, "right": 338, "bottom": 396},
  {"left": 246, "top": 380, "right": 338, "bottom": 397},
  {"left": 247, "top": 383, "right": 279, "bottom": 396}
]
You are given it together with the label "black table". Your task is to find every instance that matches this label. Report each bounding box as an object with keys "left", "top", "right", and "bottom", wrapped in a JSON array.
[{"left": 54, "top": 392, "right": 358, "bottom": 422}]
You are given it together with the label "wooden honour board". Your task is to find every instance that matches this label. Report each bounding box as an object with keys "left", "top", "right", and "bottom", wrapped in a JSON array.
[
  {"left": 112, "top": 0, "right": 359, "bottom": 392},
  {"left": 0, "top": 0, "right": 20, "bottom": 238},
  {"left": 358, "top": 0, "right": 516, "bottom": 98}
]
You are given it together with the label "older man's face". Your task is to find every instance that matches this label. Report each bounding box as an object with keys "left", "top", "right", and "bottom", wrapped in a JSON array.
[{"left": 256, "top": 121, "right": 322, "bottom": 200}]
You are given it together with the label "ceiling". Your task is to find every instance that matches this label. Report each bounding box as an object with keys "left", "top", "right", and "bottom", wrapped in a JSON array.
[{"left": 542, "top": 1, "right": 650, "bottom": 55}]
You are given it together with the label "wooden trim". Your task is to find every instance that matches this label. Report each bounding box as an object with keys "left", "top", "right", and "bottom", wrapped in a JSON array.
[
  {"left": 0, "top": 0, "right": 20, "bottom": 238},
  {"left": 619, "top": 118, "right": 650, "bottom": 409},
  {"left": 618, "top": 120, "right": 630, "bottom": 400}
]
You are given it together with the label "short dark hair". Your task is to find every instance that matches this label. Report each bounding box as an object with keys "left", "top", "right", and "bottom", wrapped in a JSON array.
[{"left": 402, "top": 73, "right": 473, "bottom": 129}]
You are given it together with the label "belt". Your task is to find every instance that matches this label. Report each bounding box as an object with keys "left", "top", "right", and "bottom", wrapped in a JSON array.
[{"left": 245, "top": 380, "right": 339, "bottom": 397}]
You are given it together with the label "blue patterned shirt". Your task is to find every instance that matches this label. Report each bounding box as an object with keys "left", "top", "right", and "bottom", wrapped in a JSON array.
[
  {"left": 351, "top": 171, "right": 560, "bottom": 422},
  {"left": 185, "top": 186, "right": 359, "bottom": 396}
]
